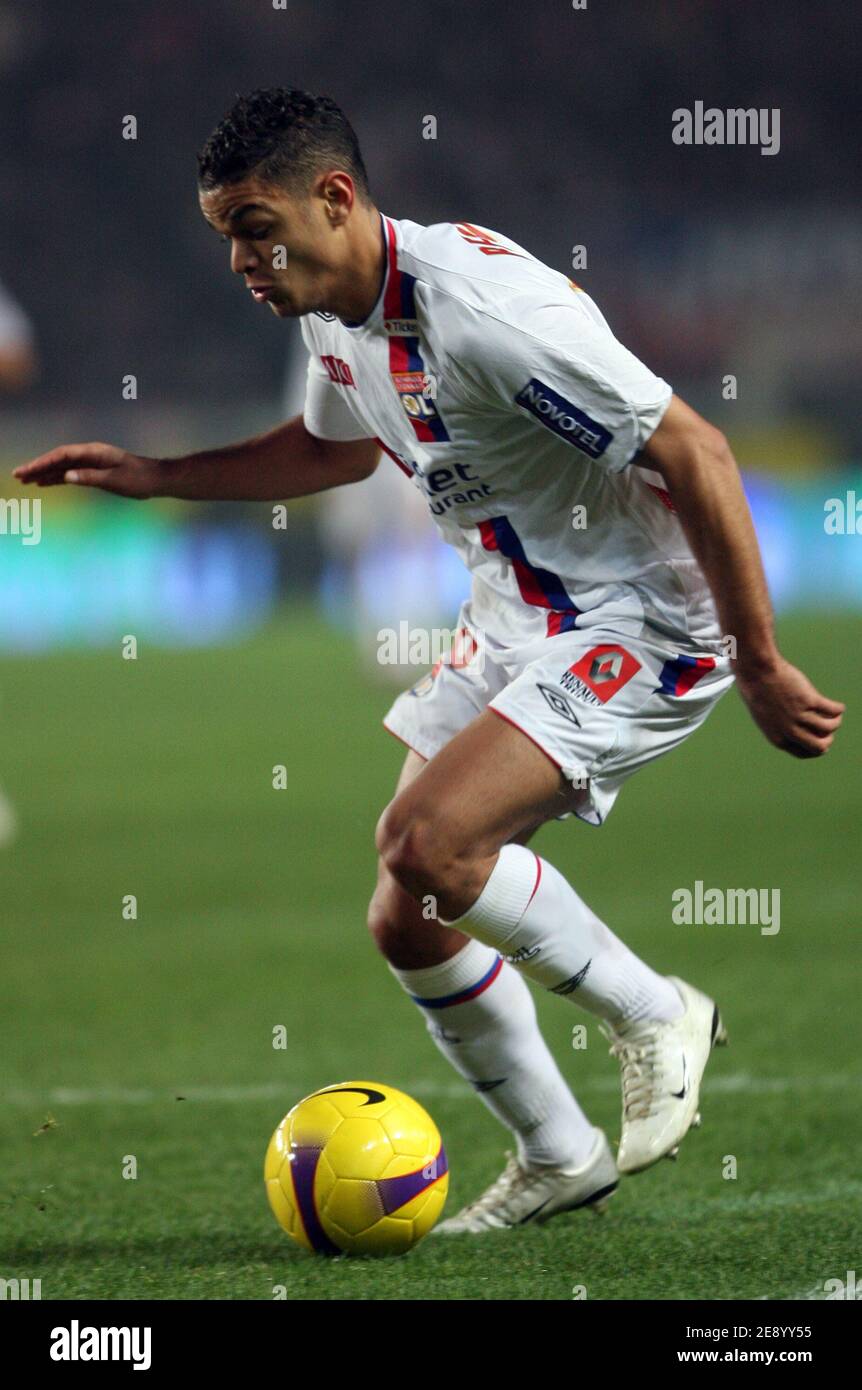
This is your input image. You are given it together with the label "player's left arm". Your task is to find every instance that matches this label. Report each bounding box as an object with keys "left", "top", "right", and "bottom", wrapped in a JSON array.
[{"left": 640, "top": 394, "right": 845, "bottom": 758}]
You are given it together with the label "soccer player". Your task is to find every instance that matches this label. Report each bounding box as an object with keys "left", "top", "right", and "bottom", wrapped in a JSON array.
[{"left": 15, "top": 89, "right": 844, "bottom": 1232}]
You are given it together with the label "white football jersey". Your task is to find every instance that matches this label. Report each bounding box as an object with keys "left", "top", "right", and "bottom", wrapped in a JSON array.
[{"left": 300, "top": 213, "right": 721, "bottom": 648}]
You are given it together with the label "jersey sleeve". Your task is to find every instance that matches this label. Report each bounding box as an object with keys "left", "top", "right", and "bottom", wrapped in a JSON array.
[
  {"left": 446, "top": 292, "right": 672, "bottom": 472},
  {"left": 299, "top": 319, "right": 371, "bottom": 442}
]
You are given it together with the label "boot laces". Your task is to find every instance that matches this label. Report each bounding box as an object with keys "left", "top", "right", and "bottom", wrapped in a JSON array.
[
  {"left": 601, "top": 1022, "right": 661, "bottom": 1120},
  {"left": 457, "top": 1151, "right": 546, "bottom": 1221}
]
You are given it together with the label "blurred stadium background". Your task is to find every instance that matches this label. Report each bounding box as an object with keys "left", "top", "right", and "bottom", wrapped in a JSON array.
[
  {"left": 1, "top": 0, "right": 861, "bottom": 656},
  {"left": 1, "top": 0, "right": 860, "bottom": 1299}
]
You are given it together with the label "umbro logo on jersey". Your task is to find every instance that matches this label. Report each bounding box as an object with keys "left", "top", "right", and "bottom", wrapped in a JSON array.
[
  {"left": 515, "top": 379, "right": 613, "bottom": 459},
  {"left": 314, "top": 311, "right": 336, "bottom": 321},
  {"left": 538, "top": 683, "right": 581, "bottom": 725}
]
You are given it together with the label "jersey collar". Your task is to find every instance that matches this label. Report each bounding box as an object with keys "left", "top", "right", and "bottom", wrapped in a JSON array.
[{"left": 339, "top": 212, "right": 398, "bottom": 333}]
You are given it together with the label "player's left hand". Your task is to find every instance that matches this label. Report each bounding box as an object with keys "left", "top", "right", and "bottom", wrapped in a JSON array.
[{"left": 735, "top": 656, "right": 845, "bottom": 758}]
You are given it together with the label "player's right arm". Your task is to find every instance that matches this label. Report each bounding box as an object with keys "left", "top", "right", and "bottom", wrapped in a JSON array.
[
  {"left": 16, "top": 321, "right": 379, "bottom": 499},
  {"left": 12, "top": 415, "right": 380, "bottom": 500}
]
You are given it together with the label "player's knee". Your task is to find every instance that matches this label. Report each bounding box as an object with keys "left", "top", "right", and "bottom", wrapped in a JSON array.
[
  {"left": 375, "top": 802, "right": 453, "bottom": 897},
  {"left": 367, "top": 874, "right": 400, "bottom": 946},
  {"left": 367, "top": 876, "right": 416, "bottom": 957}
]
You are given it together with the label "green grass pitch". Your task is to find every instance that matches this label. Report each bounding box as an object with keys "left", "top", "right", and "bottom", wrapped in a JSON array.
[{"left": 1, "top": 608, "right": 859, "bottom": 1300}]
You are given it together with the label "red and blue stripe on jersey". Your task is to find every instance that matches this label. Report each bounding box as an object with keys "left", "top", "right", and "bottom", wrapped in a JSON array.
[
  {"left": 383, "top": 216, "right": 450, "bottom": 444},
  {"left": 478, "top": 515, "right": 581, "bottom": 635}
]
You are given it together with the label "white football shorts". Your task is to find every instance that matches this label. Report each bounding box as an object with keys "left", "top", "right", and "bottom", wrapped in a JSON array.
[{"left": 383, "top": 600, "right": 734, "bottom": 826}]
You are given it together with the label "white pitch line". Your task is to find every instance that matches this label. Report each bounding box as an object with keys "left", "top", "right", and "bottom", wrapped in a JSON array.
[
  {"left": 653, "top": 1180, "right": 862, "bottom": 1215},
  {"left": 4, "top": 1074, "right": 861, "bottom": 1107}
]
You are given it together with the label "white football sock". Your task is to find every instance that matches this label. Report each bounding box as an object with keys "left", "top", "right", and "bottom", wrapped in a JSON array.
[
  {"left": 388, "top": 936, "right": 596, "bottom": 1170},
  {"left": 444, "top": 844, "right": 684, "bottom": 1026}
]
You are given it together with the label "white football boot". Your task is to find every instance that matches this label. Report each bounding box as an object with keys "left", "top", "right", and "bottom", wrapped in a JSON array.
[
  {"left": 431, "top": 1127, "right": 618, "bottom": 1234},
  {"left": 601, "top": 976, "right": 728, "bottom": 1175}
]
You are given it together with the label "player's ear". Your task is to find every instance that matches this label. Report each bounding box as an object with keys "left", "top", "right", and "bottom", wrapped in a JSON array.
[{"left": 318, "top": 172, "right": 355, "bottom": 226}]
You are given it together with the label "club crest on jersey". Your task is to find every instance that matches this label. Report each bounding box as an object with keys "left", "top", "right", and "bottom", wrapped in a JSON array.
[
  {"left": 560, "top": 645, "right": 641, "bottom": 705},
  {"left": 393, "top": 370, "right": 442, "bottom": 427},
  {"left": 515, "top": 379, "right": 612, "bottom": 459}
]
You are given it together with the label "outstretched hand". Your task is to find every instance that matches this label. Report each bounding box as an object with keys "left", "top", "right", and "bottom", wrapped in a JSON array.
[{"left": 13, "top": 442, "right": 161, "bottom": 498}]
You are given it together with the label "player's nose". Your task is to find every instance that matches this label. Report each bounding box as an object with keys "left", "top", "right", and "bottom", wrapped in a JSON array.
[{"left": 230, "top": 241, "right": 258, "bottom": 276}]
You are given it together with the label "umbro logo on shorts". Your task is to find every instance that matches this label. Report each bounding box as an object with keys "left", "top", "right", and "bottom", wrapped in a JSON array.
[
  {"left": 560, "top": 644, "right": 641, "bottom": 705},
  {"left": 538, "top": 683, "right": 581, "bottom": 725}
]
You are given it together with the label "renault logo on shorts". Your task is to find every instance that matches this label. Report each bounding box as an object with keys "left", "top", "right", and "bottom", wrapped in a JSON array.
[
  {"left": 565, "top": 644, "right": 641, "bottom": 704},
  {"left": 589, "top": 651, "right": 624, "bottom": 683}
]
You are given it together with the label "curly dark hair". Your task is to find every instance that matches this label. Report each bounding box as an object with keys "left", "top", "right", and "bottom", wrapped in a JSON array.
[{"left": 197, "top": 87, "right": 371, "bottom": 201}]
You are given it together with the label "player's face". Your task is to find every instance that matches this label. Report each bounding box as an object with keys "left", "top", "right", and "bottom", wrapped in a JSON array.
[{"left": 198, "top": 176, "right": 341, "bottom": 319}]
